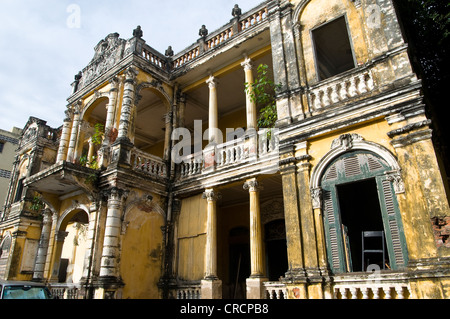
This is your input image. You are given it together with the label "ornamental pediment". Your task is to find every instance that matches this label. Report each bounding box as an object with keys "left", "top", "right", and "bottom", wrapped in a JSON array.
[{"left": 77, "top": 33, "right": 126, "bottom": 92}]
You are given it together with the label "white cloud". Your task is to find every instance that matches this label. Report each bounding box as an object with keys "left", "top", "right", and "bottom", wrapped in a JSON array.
[{"left": 0, "top": 0, "right": 263, "bottom": 130}]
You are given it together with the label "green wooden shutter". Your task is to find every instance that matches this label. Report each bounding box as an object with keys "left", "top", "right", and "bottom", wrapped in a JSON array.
[
  {"left": 322, "top": 188, "right": 345, "bottom": 273},
  {"left": 376, "top": 176, "right": 408, "bottom": 269}
]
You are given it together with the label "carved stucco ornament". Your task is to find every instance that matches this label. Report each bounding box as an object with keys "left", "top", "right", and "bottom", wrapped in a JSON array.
[{"left": 331, "top": 133, "right": 364, "bottom": 151}]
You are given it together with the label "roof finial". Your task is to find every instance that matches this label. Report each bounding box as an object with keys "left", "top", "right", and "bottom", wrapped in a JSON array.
[
  {"left": 199, "top": 25, "right": 208, "bottom": 38},
  {"left": 133, "top": 25, "right": 143, "bottom": 38},
  {"left": 232, "top": 4, "right": 242, "bottom": 18}
]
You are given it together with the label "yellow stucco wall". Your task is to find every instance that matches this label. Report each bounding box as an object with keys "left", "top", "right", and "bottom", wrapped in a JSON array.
[
  {"left": 177, "top": 194, "right": 207, "bottom": 281},
  {"left": 120, "top": 205, "right": 165, "bottom": 299}
]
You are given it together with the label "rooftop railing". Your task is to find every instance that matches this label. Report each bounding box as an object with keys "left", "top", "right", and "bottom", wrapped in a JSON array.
[{"left": 172, "top": 4, "right": 268, "bottom": 70}]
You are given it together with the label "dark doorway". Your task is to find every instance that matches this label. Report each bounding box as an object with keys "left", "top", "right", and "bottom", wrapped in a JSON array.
[
  {"left": 337, "top": 178, "right": 388, "bottom": 272},
  {"left": 228, "top": 227, "right": 250, "bottom": 299},
  {"left": 265, "top": 219, "right": 288, "bottom": 281},
  {"left": 312, "top": 16, "right": 355, "bottom": 80}
]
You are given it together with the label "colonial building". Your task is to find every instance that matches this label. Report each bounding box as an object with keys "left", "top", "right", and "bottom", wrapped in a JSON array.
[
  {"left": 0, "top": 126, "right": 22, "bottom": 211},
  {"left": 0, "top": 0, "right": 449, "bottom": 299}
]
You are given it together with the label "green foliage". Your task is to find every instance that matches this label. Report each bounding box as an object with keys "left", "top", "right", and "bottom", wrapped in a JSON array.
[
  {"left": 91, "top": 123, "right": 105, "bottom": 145},
  {"left": 30, "top": 194, "right": 44, "bottom": 212},
  {"left": 244, "top": 64, "right": 281, "bottom": 129}
]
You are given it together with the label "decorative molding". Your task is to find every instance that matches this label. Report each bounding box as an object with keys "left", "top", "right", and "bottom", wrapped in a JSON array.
[
  {"left": 206, "top": 75, "right": 218, "bottom": 89},
  {"left": 77, "top": 33, "right": 126, "bottom": 91},
  {"left": 241, "top": 57, "right": 253, "bottom": 71},
  {"left": 243, "top": 178, "right": 262, "bottom": 192},
  {"left": 261, "top": 197, "right": 284, "bottom": 225},
  {"left": 331, "top": 134, "right": 364, "bottom": 151},
  {"left": 386, "top": 170, "right": 405, "bottom": 194},
  {"left": 310, "top": 134, "right": 401, "bottom": 190},
  {"left": 387, "top": 120, "right": 431, "bottom": 138},
  {"left": 311, "top": 187, "right": 323, "bottom": 209},
  {"left": 202, "top": 189, "right": 221, "bottom": 201}
]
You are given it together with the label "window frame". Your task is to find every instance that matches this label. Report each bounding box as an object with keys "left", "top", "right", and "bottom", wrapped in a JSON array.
[
  {"left": 310, "top": 14, "right": 357, "bottom": 82},
  {"left": 320, "top": 151, "right": 408, "bottom": 274}
]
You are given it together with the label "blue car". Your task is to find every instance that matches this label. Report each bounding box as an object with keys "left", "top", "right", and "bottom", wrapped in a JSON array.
[{"left": 0, "top": 280, "right": 54, "bottom": 299}]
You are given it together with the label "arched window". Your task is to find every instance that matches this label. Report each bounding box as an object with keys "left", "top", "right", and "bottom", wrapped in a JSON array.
[
  {"left": 320, "top": 150, "right": 408, "bottom": 273},
  {"left": 0, "top": 234, "right": 12, "bottom": 278}
]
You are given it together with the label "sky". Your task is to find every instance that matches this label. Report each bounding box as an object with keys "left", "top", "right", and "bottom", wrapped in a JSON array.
[{"left": 0, "top": 0, "right": 264, "bottom": 131}]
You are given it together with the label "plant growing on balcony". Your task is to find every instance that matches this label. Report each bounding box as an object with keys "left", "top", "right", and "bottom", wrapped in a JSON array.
[
  {"left": 244, "top": 64, "right": 281, "bottom": 130},
  {"left": 30, "top": 194, "right": 44, "bottom": 212}
]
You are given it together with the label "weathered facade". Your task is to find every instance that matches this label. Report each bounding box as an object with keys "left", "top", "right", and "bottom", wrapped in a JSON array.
[
  {"left": 0, "top": 126, "right": 22, "bottom": 209},
  {"left": 0, "top": 0, "right": 449, "bottom": 299}
]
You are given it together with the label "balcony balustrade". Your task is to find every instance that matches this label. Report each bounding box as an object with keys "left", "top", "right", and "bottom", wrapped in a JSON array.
[
  {"left": 179, "top": 130, "right": 279, "bottom": 179},
  {"left": 130, "top": 148, "right": 167, "bottom": 178},
  {"left": 309, "top": 67, "right": 375, "bottom": 112},
  {"left": 172, "top": 4, "right": 268, "bottom": 69}
]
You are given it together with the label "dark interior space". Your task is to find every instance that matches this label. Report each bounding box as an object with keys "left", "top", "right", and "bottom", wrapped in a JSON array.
[
  {"left": 265, "top": 219, "right": 288, "bottom": 281},
  {"left": 337, "top": 178, "right": 388, "bottom": 272},
  {"left": 312, "top": 16, "right": 356, "bottom": 80}
]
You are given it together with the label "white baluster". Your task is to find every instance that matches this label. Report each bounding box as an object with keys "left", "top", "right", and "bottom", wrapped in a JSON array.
[
  {"left": 339, "top": 81, "right": 349, "bottom": 100},
  {"left": 330, "top": 84, "right": 340, "bottom": 104},
  {"left": 357, "top": 74, "right": 368, "bottom": 94},
  {"left": 361, "top": 288, "right": 370, "bottom": 299},
  {"left": 322, "top": 88, "right": 331, "bottom": 107},
  {"left": 348, "top": 77, "right": 358, "bottom": 97}
]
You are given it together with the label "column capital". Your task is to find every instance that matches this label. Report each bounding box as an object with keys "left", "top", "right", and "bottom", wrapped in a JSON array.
[
  {"left": 124, "top": 65, "right": 139, "bottom": 83},
  {"left": 311, "top": 187, "right": 323, "bottom": 210},
  {"left": 243, "top": 178, "right": 262, "bottom": 192},
  {"left": 203, "top": 188, "right": 221, "bottom": 202},
  {"left": 241, "top": 57, "right": 253, "bottom": 71},
  {"left": 206, "top": 75, "right": 218, "bottom": 89}
]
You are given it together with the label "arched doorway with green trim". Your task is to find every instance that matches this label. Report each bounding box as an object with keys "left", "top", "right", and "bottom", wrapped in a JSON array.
[
  {"left": 317, "top": 147, "right": 409, "bottom": 274},
  {"left": 311, "top": 134, "right": 408, "bottom": 274}
]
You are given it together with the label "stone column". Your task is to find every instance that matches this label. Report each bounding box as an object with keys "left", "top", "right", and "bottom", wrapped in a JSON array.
[
  {"left": 279, "top": 148, "right": 308, "bottom": 298},
  {"left": 163, "top": 111, "right": 173, "bottom": 161},
  {"left": 117, "top": 66, "right": 139, "bottom": 142},
  {"left": 243, "top": 178, "right": 267, "bottom": 299},
  {"left": 206, "top": 75, "right": 219, "bottom": 144},
  {"left": 80, "top": 202, "right": 102, "bottom": 297},
  {"left": 66, "top": 108, "right": 81, "bottom": 163},
  {"left": 201, "top": 188, "right": 222, "bottom": 299},
  {"left": 104, "top": 77, "right": 120, "bottom": 145},
  {"left": 49, "top": 231, "right": 69, "bottom": 283},
  {"left": 295, "top": 142, "right": 325, "bottom": 298},
  {"left": 56, "top": 111, "right": 73, "bottom": 163},
  {"left": 267, "top": 1, "right": 301, "bottom": 125},
  {"left": 32, "top": 209, "right": 53, "bottom": 282},
  {"left": 99, "top": 188, "right": 125, "bottom": 282},
  {"left": 87, "top": 138, "right": 95, "bottom": 166},
  {"left": 241, "top": 57, "right": 258, "bottom": 130},
  {"left": 44, "top": 212, "right": 58, "bottom": 280},
  {"left": 178, "top": 93, "right": 186, "bottom": 128}
]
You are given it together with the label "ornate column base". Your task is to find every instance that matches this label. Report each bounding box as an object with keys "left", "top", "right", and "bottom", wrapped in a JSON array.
[
  {"left": 246, "top": 277, "right": 268, "bottom": 299},
  {"left": 201, "top": 278, "right": 222, "bottom": 299}
]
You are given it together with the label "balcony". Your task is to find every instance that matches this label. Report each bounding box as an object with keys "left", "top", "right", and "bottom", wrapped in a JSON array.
[
  {"left": 50, "top": 283, "right": 81, "bottom": 299},
  {"left": 332, "top": 272, "right": 411, "bottom": 299},
  {"left": 309, "top": 66, "right": 375, "bottom": 112},
  {"left": 264, "top": 281, "right": 287, "bottom": 299},
  {"left": 264, "top": 270, "right": 412, "bottom": 299},
  {"left": 172, "top": 4, "right": 268, "bottom": 70},
  {"left": 179, "top": 130, "right": 279, "bottom": 180},
  {"left": 130, "top": 148, "right": 167, "bottom": 179}
]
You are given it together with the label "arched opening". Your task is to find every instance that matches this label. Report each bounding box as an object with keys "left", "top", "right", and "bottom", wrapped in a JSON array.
[
  {"left": 0, "top": 234, "right": 12, "bottom": 279},
  {"left": 319, "top": 150, "right": 408, "bottom": 273},
  {"left": 13, "top": 157, "right": 29, "bottom": 203},
  {"left": 79, "top": 97, "right": 108, "bottom": 167},
  {"left": 58, "top": 210, "right": 89, "bottom": 283},
  {"left": 134, "top": 87, "right": 170, "bottom": 159}
]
